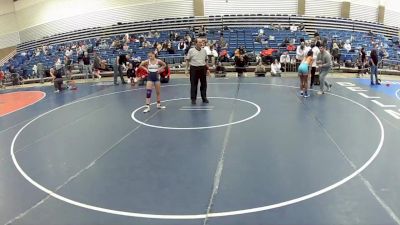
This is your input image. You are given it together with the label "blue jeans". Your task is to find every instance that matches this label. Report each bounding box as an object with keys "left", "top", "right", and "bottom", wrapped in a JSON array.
[{"left": 370, "top": 65, "right": 378, "bottom": 84}]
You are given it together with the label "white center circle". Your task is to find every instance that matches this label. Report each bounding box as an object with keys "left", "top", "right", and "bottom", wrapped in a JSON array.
[
  {"left": 10, "top": 83, "right": 385, "bottom": 220},
  {"left": 131, "top": 97, "right": 261, "bottom": 130}
]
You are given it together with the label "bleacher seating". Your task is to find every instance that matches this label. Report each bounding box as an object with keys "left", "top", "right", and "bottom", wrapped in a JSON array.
[{"left": 1, "top": 14, "right": 399, "bottom": 85}]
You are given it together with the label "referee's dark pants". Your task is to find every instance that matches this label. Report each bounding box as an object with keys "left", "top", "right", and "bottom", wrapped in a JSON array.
[{"left": 190, "top": 65, "right": 207, "bottom": 101}]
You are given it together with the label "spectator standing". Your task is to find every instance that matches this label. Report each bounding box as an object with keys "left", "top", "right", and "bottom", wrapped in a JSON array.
[
  {"left": 37, "top": 62, "right": 44, "bottom": 83},
  {"left": 369, "top": 47, "right": 380, "bottom": 85},
  {"left": 82, "top": 52, "right": 92, "bottom": 80},
  {"left": 331, "top": 43, "right": 340, "bottom": 64},
  {"left": 310, "top": 42, "right": 321, "bottom": 88},
  {"left": 114, "top": 53, "right": 129, "bottom": 85},
  {"left": 92, "top": 52, "right": 102, "bottom": 80},
  {"left": 280, "top": 51, "right": 291, "bottom": 72},
  {"left": 64, "top": 56, "right": 73, "bottom": 81},
  {"left": 359, "top": 47, "right": 367, "bottom": 75},
  {"left": 296, "top": 42, "right": 306, "bottom": 65}
]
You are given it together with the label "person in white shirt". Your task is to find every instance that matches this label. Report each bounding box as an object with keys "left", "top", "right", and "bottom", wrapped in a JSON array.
[
  {"left": 310, "top": 42, "right": 321, "bottom": 88},
  {"left": 304, "top": 41, "right": 311, "bottom": 58},
  {"left": 65, "top": 47, "right": 73, "bottom": 58},
  {"left": 32, "top": 65, "right": 37, "bottom": 78},
  {"left": 344, "top": 40, "right": 352, "bottom": 52},
  {"left": 271, "top": 59, "right": 282, "bottom": 77},
  {"left": 280, "top": 51, "right": 291, "bottom": 72},
  {"left": 290, "top": 24, "right": 298, "bottom": 32},
  {"left": 296, "top": 42, "right": 306, "bottom": 62}
]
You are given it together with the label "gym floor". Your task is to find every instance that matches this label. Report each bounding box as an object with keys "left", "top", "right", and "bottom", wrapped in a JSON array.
[{"left": 1, "top": 74, "right": 400, "bottom": 225}]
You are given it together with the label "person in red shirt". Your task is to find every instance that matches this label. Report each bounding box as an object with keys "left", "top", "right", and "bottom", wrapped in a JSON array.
[{"left": 260, "top": 48, "right": 277, "bottom": 64}]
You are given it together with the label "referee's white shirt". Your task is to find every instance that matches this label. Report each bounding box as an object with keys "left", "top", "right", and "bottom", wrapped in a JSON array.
[{"left": 187, "top": 47, "right": 207, "bottom": 67}]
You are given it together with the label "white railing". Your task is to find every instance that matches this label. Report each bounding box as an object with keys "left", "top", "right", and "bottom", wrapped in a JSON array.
[{"left": 0, "top": 49, "right": 17, "bottom": 67}]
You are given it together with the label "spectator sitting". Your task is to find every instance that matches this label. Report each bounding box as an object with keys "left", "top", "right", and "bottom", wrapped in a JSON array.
[
  {"left": 255, "top": 61, "right": 266, "bottom": 77},
  {"left": 152, "top": 31, "right": 159, "bottom": 39},
  {"left": 258, "top": 28, "right": 265, "bottom": 35},
  {"left": 280, "top": 38, "right": 290, "bottom": 47},
  {"left": 185, "top": 33, "right": 192, "bottom": 45},
  {"left": 269, "top": 35, "right": 275, "bottom": 41},
  {"left": 123, "top": 44, "right": 129, "bottom": 51},
  {"left": 177, "top": 39, "right": 187, "bottom": 50},
  {"left": 255, "top": 34, "right": 262, "bottom": 43},
  {"left": 260, "top": 47, "right": 277, "bottom": 64},
  {"left": 124, "top": 33, "right": 130, "bottom": 43},
  {"left": 219, "top": 33, "right": 227, "bottom": 48},
  {"left": 215, "top": 61, "right": 227, "bottom": 77},
  {"left": 219, "top": 50, "right": 230, "bottom": 62},
  {"left": 167, "top": 43, "right": 176, "bottom": 54},
  {"left": 95, "top": 37, "right": 101, "bottom": 47},
  {"left": 290, "top": 24, "right": 298, "bottom": 32},
  {"left": 199, "top": 25, "right": 207, "bottom": 37},
  {"left": 344, "top": 40, "right": 352, "bottom": 52},
  {"left": 65, "top": 47, "right": 73, "bottom": 58},
  {"left": 235, "top": 55, "right": 247, "bottom": 77},
  {"left": 287, "top": 42, "right": 296, "bottom": 51},
  {"left": 298, "top": 23, "right": 305, "bottom": 31},
  {"left": 368, "top": 30, "right": 376, "bottom": 37},
  {"left": 161, "top": 42, "right": 168, "bottom": 51},
  {"left": 35, "top": 48, "right": 41, "bottom": 57},
  {"left": 271, "top": 59, "right": 282, "bottom": 77}
]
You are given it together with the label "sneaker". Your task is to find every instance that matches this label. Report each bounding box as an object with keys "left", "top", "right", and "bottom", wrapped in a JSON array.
[
  {"left": 317, "top": 91, "right": 324, "bottom": 95},
  {"left": 202, "top": 99, "right": 209, "bottom": 104},
  {"left": 327, "top": 84, "right": 332, "bottom": 92},
  {"left": 304, "top": 93, "right": 310, "bottom": 98},
  {"left": 157, "top": 104, "right": 166, "bottom": 109},
  {"left": 143, "top": 105, "right": 150, "bottom": 113},
  {"left": 191, "top": 100, "right": 196, "bottom": 105},
  {"left": 300, "top": 91, "right": 304, "bottom": 96},
  {"left": 376, "top": 82, "right": 381, "bottom": 85},
  {"left": 98, "top": 75, "right": 102, "bottom": 80},
  {"left": 54, "top": 90, "right": 60, "bottom": 93}
]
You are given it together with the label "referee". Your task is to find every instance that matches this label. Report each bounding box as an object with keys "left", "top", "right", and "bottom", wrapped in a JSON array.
[{"left": 186, "top": 39, "right": 210, "bottom": 105}]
